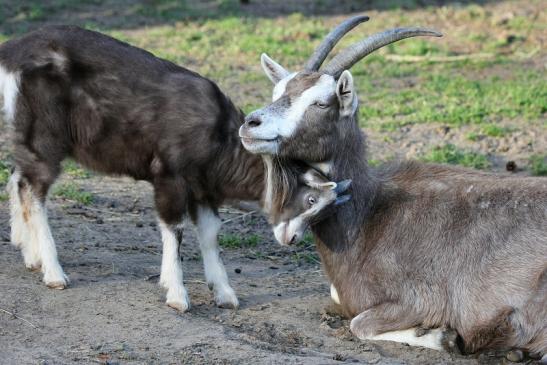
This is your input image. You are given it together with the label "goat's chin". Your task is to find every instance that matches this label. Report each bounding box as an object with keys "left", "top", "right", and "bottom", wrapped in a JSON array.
[{"left": 240, "top": 137, "right": 279, "bottom": 155}]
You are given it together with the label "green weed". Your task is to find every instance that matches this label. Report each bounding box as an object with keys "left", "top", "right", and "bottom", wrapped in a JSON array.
[
  {"left": 219, "top": 233, "right": 261, "bottom": 248},
  {"left": 529, "top": 155, "right": 547, "bottom": 176},
  {"left": 52, "top": 182, "right": 94, "bottom": 205},
  {"left": 421, "top": 144, "right": 490, "bottom": 169}
]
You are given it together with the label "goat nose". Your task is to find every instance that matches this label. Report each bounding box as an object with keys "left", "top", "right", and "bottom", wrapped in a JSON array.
[
  {"left": 245, "top": 116, "right": 262, "bottom": 128},
  {"left": 289, "top": 235, "right": 298, "bottom": 245}
]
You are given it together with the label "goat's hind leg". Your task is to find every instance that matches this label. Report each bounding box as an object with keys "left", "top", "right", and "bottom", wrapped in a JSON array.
[
  {"left": 8, "top": 169, "right": 39, "bottom": 270},
  {"left": 194, "top": 204, "right": 238, "bottom": 309},
  {"left": 10, "top": 164, "right": 67, "bottom": 288}
]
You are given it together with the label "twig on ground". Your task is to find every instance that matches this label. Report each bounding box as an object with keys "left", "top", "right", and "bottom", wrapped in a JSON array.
[
  {"left": 0, "top": 308, "right": 39, "bottom": 328},
  {"left": 222, "top": 210, "right": 256, "bottom": 224}
]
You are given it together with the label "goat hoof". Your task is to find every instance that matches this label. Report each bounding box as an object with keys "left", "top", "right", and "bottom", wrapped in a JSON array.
[
  {"left": 440, "top": 328, "right": 462, "bottom": 354},
  {"left": 44, "top": 269, "right": 69, "bottom": 289},
  {"left": 26, "top": 263, "right": 42, "bottom": 272},
  {"left": 505, "top": 350, "right": 524, "bottom": 363},
  {"left": 167, "top": 300, "right": 190, "bottom": 312},
  {"left": 214, "top": 288, "right": 239, "bottom": 309},
  {"left": 46, "top": 281, "right": 67, "bottom": 290},
  {"left": 216, "top": 300, "right": 238, "bottom": 309}
]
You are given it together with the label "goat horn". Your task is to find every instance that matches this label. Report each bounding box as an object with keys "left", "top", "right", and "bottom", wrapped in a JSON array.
[
  {"left": 305, "top": 15, "right": 370, "bottom": 71},
  {"left": 322, "top": 27, "right": 442, "bottom": 78}
]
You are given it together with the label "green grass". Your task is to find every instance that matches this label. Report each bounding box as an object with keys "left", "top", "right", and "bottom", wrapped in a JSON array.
[
  {"left": 0, "top": 160, "right": 11, "bottom": 186},
  {"left": 63, "top": 160, "right": 91, "bottom": 179},
  {"left": 52, "top": 182, "right": 94, "bottom": 205},
  {"left": 421, "top": 144, "right": 490, "bottom": 170},
  {"left": 529, "top": 155, "right": 547, "bottom": 176},
  {"left": 219, "top": 233, "right": 261, "bottom": 248}
]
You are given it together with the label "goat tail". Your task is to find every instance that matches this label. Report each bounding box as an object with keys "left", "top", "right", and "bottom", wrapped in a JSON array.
[{"left": 0, "top": 62, "right": 21, "bottom": 124}]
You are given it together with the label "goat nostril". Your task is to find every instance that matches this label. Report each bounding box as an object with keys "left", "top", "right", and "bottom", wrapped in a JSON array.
[
  {"left": 246, "top": 118, "right": 262, "bottom": 128},
  {"left": 290, "top": 235, "right": 297, "bottom": 245}
]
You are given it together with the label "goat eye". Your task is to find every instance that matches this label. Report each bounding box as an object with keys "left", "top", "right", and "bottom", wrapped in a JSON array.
[
  {"left": 314, "top": 102, "right": 328, "bottom": 109},
  {"left": 308, "top": 196, "right": 316, "bottom": 205}
]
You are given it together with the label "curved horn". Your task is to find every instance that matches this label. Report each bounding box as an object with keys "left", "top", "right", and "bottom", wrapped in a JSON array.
[
  {"left": 305, "top": 15, "right": 370, "bottom": 71},
  {"left": 322, "top": 27, "right": 442, "bottom": 78}
]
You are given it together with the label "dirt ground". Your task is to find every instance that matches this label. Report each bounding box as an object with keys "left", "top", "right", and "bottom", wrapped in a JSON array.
[{"left": 0, "top": 151, "right": 534, "bottom": 365}]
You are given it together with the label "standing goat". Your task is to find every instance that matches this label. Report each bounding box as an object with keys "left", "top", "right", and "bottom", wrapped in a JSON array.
[
  {"left": 239, "top": 16, "right": 547, "bottom": 356},
  {"left": 0, "top": 26, "right": 265, "bottom": 312}
]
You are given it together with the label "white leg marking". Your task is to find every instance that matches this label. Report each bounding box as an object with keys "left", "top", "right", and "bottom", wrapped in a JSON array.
[
  {"left": 24, "top": 191, "right": 68, "bottom": 288},
  {"left": 0, "top": 65, "right": 21, "bottom": 123},
  {"left": 159, "top": 221, "right": 190, "bottom": 312},
  {"left": 330, "top": 284, "right": 340, "bottom": 305},
  {"left": 8, "top": 171, "right": 27, "bottom": 247},
  {"left": 195, "top": 205, "right": 238, "bottom": 309},
  {"left": 355, "top": 325, "right": 444, "bottom": 351}
]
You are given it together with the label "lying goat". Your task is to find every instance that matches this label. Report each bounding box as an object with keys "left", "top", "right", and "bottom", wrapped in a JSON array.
[
  {"left": 240, "top": 16, "right": 547, "bottom": 356},
  {"left": 0, "top": 26, "right": 265, "bottom": 311},
  {"left": 273, "top": 166, "right": 463, "bottom": 353}
]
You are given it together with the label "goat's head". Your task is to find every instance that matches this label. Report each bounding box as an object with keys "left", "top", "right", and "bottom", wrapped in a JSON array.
[
  {"left": 272, "top": 168, "right": 351, "bottom": 246},
  {"left": 240, "top": 16, "right": 441, "bottom": 161}
]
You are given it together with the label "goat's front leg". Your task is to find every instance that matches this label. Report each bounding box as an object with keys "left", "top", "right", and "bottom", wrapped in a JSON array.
[
  {"left": 158, "top": 221, "right": 190, "bottom": 312},
  {"left": 350, "top": 303, "right": 449, "bottom": 351},
  {"left": 195, "top": 205, "right": 238, "bottom": 309}
]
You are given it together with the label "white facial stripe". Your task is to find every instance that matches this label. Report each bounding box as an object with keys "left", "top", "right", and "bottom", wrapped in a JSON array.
[
  {"left": 251, "top": 74, "right": 336, "bottom": 141},
  {"left": 0, "top": 64, "right": 21, "bottom": 123},
  {"left": 272, "top": 72, "right": 296, "bottom": 101},
  {"left": 277, "top": 74, "right": 336, "bottom": 138}
]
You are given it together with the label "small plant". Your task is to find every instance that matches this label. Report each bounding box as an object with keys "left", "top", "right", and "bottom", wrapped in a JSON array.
[
  {"left": 52, "top": 182, "right": 94, "bottom": 205},
  {"left": 63, "top": 159, "right": 91, "bottom": 178},
  {"left": 421, "top": 144, "right": 490, "bottom": 169},
  {"left": 480, "top": 124, "right": 512, "bottom": 138},
  {"left": 219, "top": 233, "right": 261, "bottom": 248},
  {"left": 529, "top": 155, "right": 547, "bottom": 176},
  {"left": 0, "top": 160, "right": 11, "bottom": 186}
]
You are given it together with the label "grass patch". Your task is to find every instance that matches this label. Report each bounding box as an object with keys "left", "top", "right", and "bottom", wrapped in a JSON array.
[
  {"left": 219, "top": 233, "right": 261, "bottom": 248},
  {"left": 421, "top": 144, "right": 490, "bottom": 169},
  {"left": 480, "top": 124, "right": 513, "bottom": 138},
  {"left": 52, "top": 182, "right": 94, "bottom": 205},
  {"left": 63, "top": 159, "right": 91, "bottom": 179},
  {"left": 0, "top": 160, "right": 11, "bottom": 186},
  {"left": 529, "top": 155, "right": 547, "bottom": 176}
]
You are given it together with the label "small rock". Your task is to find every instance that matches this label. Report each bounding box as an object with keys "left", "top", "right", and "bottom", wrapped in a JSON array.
[
  {"left": 136, "top": 222, "right": 143, "bottom": 228},
  {"left": 506, "top": 161, "right": 517, "bottom": 172},
  {"left": 506, "top": 349, "right": 524, "bottom": 362}
]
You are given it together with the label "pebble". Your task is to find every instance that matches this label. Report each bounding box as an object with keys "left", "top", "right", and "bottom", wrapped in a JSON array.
[{"left": 505, "top": 349, "right": 524, "bottom": 362}]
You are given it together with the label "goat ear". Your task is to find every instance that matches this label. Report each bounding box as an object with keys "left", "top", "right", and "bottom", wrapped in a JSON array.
[
  {"left": 336, "top": 70, "right": 356, "bottom": 117},
  {"left": 301, "top": 169, "right": 335, "bottom": 190},
  {"left": 261, "top": 53, "right": 289, "bottom": 84}
]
